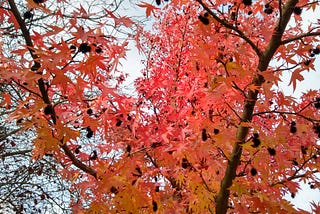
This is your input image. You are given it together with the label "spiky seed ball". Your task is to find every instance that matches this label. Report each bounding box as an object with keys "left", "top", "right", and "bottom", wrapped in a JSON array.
[
  {"left": 198, "top": 15, "right": 210, "bottom": 25},
  {"left": 86, "top": 127, "right": 93, "bottom": 138},
  {"left": 301, "top": 145, "right": 307, "bottom": 155},
  {"left": 116, "top": 119, "right": 122, "bottom": 127},
  {"left": 181, "top": 158, "right": 189, "bottom": 169},
  {"left": 251, "top": 138, "right": 261, "bottom": 147},
  {"left": 110, "top": 186, "right": 118, "bottom": 194},
  {"left": 70, "top": 45, "right": 77, "bottom": 52},
  {"left": 242, "top": 0, "right": 252, "bottom": 6},
  {"left": 264, "top": 7, "right": 273, "bottom": 14},
  {"left": 267, "top": 147, "right": 276, "bottom": 156},
  {"left": 24, "top": 11, "right": 33, "bottom": 19},
  {"left": 87, "top": 108, "right": 93, "bottom": 115},
  {"left": 293, "top": 7, "right": 302, "bottom": 15},
  {"left": 290, "top": 126, "right": 297, "bottom": 133},
  {"left": 79, "top": 43, "right": 91, "bottom": 53},
  {"left": 152, "top": 200, "right": 158, "bottom": 212},
  {"left": 250, "top": 168, "right": 257, "bottom": 176},
  {"left": 202, "top": 128, "right": 208, "bottom": 141}
]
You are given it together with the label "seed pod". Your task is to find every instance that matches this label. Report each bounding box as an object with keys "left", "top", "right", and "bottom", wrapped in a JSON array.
[
  {"left": 267, "top": 147, "right": 276, "bottom": 156},
  {"left": 198, "top": 15, "right": 210, "bottom": 25},
  {"left": 87, "top": 108, "right": 93, "bottom": 115},
  {"left": 242, "top": 0, "right": 252, "bottom": 6},
  {"left": 152, "top": 200, "right": 158, "bottom": 211},
  {"left": 250, "top": 167, "right": 257, "bottom": 176},
  {"left": 24, "top": 11, "right": 33, "bottom": 19},
  {"left": 79, "top": 43, "right": 91, "bottom": 53},
  {"left": 86, "top": 127, "right": 94, "bottom": 138},
  {"left": 110, "top": 186, "right": 118, "bottom": 194},
  {"left": 293, "top": 7, "right": 302, "bottom": 15},
  {"left": 251, "top": 138, "right": 261, "bottom": 148},
  {"left": 182, "top": 158, "right": 189, "bottom": 169},
  {"left": 89, "top": 150, "right": 98, "bottom": 160},
  {"left": 116, "top": 119, "right": 122, "bottom": 127},
  {"left": 202, "top": 128, "right": 208, "bottom": 141}
]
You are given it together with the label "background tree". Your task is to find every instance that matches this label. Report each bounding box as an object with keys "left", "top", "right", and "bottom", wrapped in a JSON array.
[
  {"left": 1, "top": 0, "right": 320, "bottom": 213},
  {"left": 0, "top": 0, "right": 138, "bottom": 212}
]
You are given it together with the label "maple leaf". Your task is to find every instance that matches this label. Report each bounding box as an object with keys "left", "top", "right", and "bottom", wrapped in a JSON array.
[
  {"left": 1, "top": 93, "right": 12, "bottom": 108},
  {"left": 26, "top": 0, "right": 51, "bottom": 13},
  {"left": 8, "top": 11, "right": 20, "bottom": 31},
  {"left": 137, "top": 2, "right": 158, "bottom": 17},
  {"left": 105, "top": 10, "right": 133, "bottom": 27},
  {"left": 289, "top": 68, "right": 304, "bottom": 92},
  {"left": 3, "top": 0, "right": 320, "bottom": 213}
]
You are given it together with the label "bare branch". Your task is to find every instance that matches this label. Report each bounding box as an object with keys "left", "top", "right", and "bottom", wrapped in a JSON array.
[{"left": 1, "top": 149, "right": 32, "bottom": 158}]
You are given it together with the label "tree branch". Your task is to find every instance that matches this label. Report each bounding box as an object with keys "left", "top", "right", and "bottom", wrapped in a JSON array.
[
  {"left": 1, "top": 149, "right": 32, "bottom": 158},
  {"left": 253, "top": 110, "right": 320, "bottom": 123},
  {"left": 196, "top": 0, "right": 263, "bottom": 58},
  {"left": 215, "top": 0, "right": 298, "bottom": 213},
  {"left": 0, "top": 128, "right": 21, "bottom": 142},
  {"left": 60, "top": 143, "right": 97, "bottom": 178},
  {"left": 8, "top": 0, "right": 96, "bottom": 179},
  {"left": 281, "top": 30, "right": 320, "bottom": 45}
]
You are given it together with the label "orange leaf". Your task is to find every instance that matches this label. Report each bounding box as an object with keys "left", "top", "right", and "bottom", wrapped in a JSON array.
[
  {"left": 289, "top": 68, "right": 304, "bottom": 91},
  {"left": 26, "top": 0, "right": 51, "bottom": 13},
  {"left": 137, "top": 2, "right": 158, "bottom": 17}
]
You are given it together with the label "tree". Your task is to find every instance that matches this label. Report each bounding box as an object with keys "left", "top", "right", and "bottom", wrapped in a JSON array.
[
  {"left": 0, "top": 52, "right": 74, "bottom": 213},
  {"left": 135, "top": 0, "right": 320, "bottom": 212},
  {"left": 1, "top": 0, "right": 320, "bottom": 213},
  {"left": 0, "top": 0, "right": 136, "bottom": 212}
]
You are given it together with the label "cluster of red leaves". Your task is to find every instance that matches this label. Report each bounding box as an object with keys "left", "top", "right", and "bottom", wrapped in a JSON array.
[{"left": 1, "top": 0, "right": 320, "bottom": 213}]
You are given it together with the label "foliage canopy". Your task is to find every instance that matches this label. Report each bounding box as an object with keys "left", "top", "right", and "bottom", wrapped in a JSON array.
[{"left": 1, "top": 0, "right": 320, "bottom": 213}]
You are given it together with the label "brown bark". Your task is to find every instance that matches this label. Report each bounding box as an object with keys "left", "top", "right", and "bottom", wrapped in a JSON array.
[{"left": 214, "top": 0, "right": 299, "bottom": 213}]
